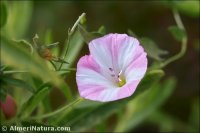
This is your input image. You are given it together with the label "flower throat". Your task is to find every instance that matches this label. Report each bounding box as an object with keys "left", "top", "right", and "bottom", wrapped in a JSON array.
[{"left": 109, "top": 68, "right": 126, "bottom": 87}]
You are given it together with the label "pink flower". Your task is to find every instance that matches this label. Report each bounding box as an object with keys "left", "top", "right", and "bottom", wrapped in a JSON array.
[{"left": 76, "top": 34, "right": 147, "bottom": 102}]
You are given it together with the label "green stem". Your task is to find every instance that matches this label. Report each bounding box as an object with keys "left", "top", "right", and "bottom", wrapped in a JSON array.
[
  {"left": 160, "top": 9, "right": 187, "bottom": 68},
  {"left": 58, "top": 32, "right": 71, "bottom": 70},
  {"left": 28, "top": 97, "right": 83, "bottom": 120},
  {"left": 32, "top": 34, "right": 39, "bottom": 49},
  {"left": 60, "top": 68, "right": 77, "bottom": 71},
  {"left": 58, "top": 13, "right": 86, "bottom": 70},
  {"left": 49, "top": 60, "right": 57, "bottom": 71},
  {"left": 70, "top": 13, "right": 86, "bottom": 34},
  {"left": 3, "top": 70, "right": 29, "bottom": 74}
]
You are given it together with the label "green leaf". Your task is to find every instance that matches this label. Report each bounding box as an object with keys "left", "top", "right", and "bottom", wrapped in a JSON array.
[
  {"left": 115, "top": 77, "right": 176, "bottom": 132},
  {"left": 168, "top": 26, "right": 187, "bottom": 42},
  {"left": 54, "top": 70, "right": 164, "bottom": 131},
  {"left": 46, "top": 42, "right": 59, "bottom": 49},
  {"left": 127, "top": 29, "right": 138, "bottom": 38},
  {"left": 78, "top": 24, "right": 103, "bottom": 44},
  {"left": 140, "top": 37, "right": 168, "bottom": 61},
  {"left": 172, "top": 1, "right": 200, "bottom": 18},
  {"left": 80, "top": 14, "right": 86, "bottom": 24},
  {"left": 97, "top": 25, "right": 106, "bottom": 35},
  {"left": 2, "top": 1, "right": 33, "bottom": 38},
  {"left": 1, "top": 76, "right": 35, "bottom": 93},
  {"left": 147, "top": 109, "right": 197, "bottom": 132},
  {"left": 0, "top": 2, "right": 7, "bottom": 28},
  {"left": 61, "top": 29, "right": 85, "bottom": 69},
  {"left": 12, "top": 39, "right": 33, "bottom": 53},
  {"left": 2, "top": 70, "right": 28, "bottom": 75},
  {"left": 44, "top": 29, "right": 53, "bottom": 45},
  {"left": 44, "top": 29, "right": 59, "bottom": 57},
  {"left": 1, "top": 36, "right": 63, "bottom": 87},
  {"left": 20, "top": 87, "right": 49, "bottom": 117},
  {"left": 0, "top": 87, "right": 7, "bottom": 101}
]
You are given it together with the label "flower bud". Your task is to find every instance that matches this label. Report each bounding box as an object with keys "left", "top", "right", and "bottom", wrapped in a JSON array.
[{"left": 0, "top": 95, "right": 17, "bottom": 119}]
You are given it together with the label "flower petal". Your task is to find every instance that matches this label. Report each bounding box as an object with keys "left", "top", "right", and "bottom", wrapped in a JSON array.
[
  {"left": 76, "top": 55, "right": 116, "bottom": 102},
  {"left": 77, "top": 33, "right": 148, "bottom": 102},
  {"left": 117, "top": 80, "right": 140, "bottom": 99},
  {"left": 125, "top": 45, "right": 148, "bottom": 82},
  {"left": 89, "top": 34, "right": 140, "bottom": 73}
]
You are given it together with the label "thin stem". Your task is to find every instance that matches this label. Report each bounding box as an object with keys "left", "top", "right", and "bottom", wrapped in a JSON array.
[
  {"left": 60, "top": 68, "right": 77, "bottom": 71},
  {"left": 32, "top": 34, "right": 39, "bottom": 49},
  {"left": 58, "top": 32, "right": 71, "bottom": 70},
  {"left": 160, "top": 9, "right": 187, "bottom": 68},
  {"left": 3, "top": 70, "right": 29, "bottom": 74},
  {"left": 58, "top": 13, "right": 86, "bottom": 70},
  {"left": 70, "top": 13, "right": 86, "bottom": 35},
  {"left": 28, "top": 97, "right": 83, "bottom": 120},
  {"left": 173, "top": 9, "right": 184, "bottom": 30},
  {"left": 49, "top": 60, "right": 57, "bottom": 71}
]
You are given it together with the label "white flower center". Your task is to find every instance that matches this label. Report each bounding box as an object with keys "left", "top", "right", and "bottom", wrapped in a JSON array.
[{"left": 109, "top": 68, "right": 126, "bottom": 87}]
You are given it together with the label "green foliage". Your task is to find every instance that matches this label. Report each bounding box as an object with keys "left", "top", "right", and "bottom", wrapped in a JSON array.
[
  {"left": 61, "top": 30, "right": 85, "bottom": 69},
  {"left": 115, "top": 77, "right": 176, "bottom": 132},
  {"left": 140, "top": 37, "right": 168, "bottom": 61},
  {"left": 78, "top": 24, "right": 104, "bottom": 44},
  {"left": 168, "top": 26, "right": 187, "bottom": 42},
  {"left": 13, "top": 39, "right": 33, "bottom": 53},
  {"left": 0, "top": 2, "right": 7, "bottom": 28},
  {"left": 0, "top": 87, "right": 7, "bottom": 101},
  {"left": 20, "top": 87, "right": 49, "bottom": 118},
  {"left": 97, "top": 26, "right": 106, "bottom": 35},
  {"left": 1, "top": 76, "right": 35, "bottom": 93},
  {"left": 1, "top": 36, "right": 62, "bottom": 86},
  {"left": 2, "top": 1, "right": 33, "bottom": 39},
  {"left": 171, "top": 1, "right": 200, "bottom": 18}
]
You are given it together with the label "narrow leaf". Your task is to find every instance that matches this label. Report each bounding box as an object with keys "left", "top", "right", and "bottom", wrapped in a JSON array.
[
  {"left": 97, "top": 25, "right": 106, "bottom": 34},
  {"left": 1, "top": 76, "right": 35, "bottom": 93},
  {"left": 61, "top": 29, "right": 85, "bottom": 69},
  {"left": 12, "top": 39, "right": 33, "bottom": 53},
  {"left": 140, "top": 37, "right": 168, "bottom": 61},
  {"left": 20, "top": 87, "right": 49, "bottom": 117},
  {"left": 115, "top": 77, "right": 176, "bottom": 132},
  {"left": 0, "top": 87, "right": 7, "bottom": 101},
  {"left": 0, "top": 2, "right": 7, "bottom": 28},
  {"left": 168, "top": 26, "right": 186, "bottom": 42},
  {"left": 2, "top": 1, "right": 33, "bottom": 39},
  {"left": 78, "top": 24, "right": 103, "bottom": 44}
]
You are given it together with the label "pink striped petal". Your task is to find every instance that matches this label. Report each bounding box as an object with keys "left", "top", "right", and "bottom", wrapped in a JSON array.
[
  {"left": 125, "top": 45, "right": 147, "bottom": 82},
  {"left": 76, "top": 55, "right": 116, "bottom": 102},
  {"left": 76, "top": 33, "right": 148, "bottom": 102}
]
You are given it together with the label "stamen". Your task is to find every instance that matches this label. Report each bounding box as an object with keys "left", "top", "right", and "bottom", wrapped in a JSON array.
[
  {"left": 118, "top": 70, "right": 122, "bottom": 76},
  {"left": 118, "top": 78, "right": 122, "bottom": 82},
  {"left": 109, "top": 68, "right": 113, "bottom": 71},
  {"left": 108, "top": 68, "right": 126, "bottom": 87},
  {"left": 111, "top": 74, "right": 115, "bottom": 77}
]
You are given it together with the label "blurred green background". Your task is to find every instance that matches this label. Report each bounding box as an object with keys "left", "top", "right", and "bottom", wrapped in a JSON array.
[{"left": 1, "top": 1, "right": 199, "bottom": 132}]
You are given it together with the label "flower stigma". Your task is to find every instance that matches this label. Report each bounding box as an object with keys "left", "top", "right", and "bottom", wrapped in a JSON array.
[{"left": 109, "top": 68, "right": 126, "bottom": 87}]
